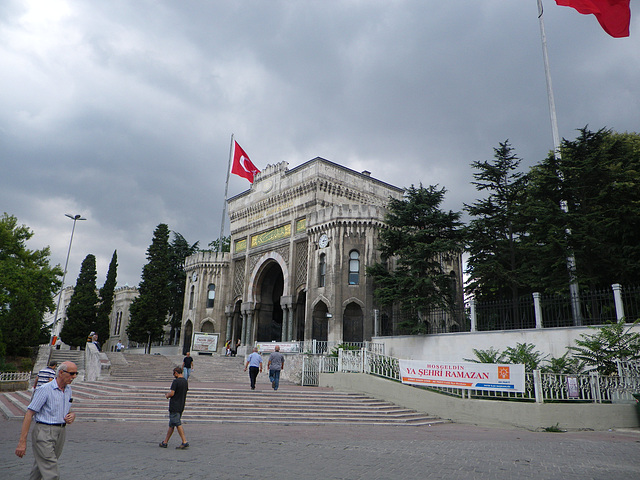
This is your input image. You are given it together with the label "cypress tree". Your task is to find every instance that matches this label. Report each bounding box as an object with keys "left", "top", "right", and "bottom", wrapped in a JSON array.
[
  {"left": 95, "top": 250, "right": 118, "bottom": 347},
  {"left": 61, "top": 254, "right": 99, "bottom": 347},
  {"left": 127, "top": 224, "right": 171, "bottom": 353}
]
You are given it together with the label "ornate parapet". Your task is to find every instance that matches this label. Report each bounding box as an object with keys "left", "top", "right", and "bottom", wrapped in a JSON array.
[{"left": 183, "top": 251, "right": 230, "bottom": 272}]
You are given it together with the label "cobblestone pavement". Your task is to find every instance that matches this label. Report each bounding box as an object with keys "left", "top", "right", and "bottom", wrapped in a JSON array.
[{"left": 2, "top": 418, "right": 640, "bottom": 480}]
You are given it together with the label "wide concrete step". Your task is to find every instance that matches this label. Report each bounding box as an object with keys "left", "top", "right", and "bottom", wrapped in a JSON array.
[{"left": 1, "top": 381, "right": 444, "bottom": 426}]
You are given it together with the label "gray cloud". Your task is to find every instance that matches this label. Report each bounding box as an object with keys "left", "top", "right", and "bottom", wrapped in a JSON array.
[{"left": 1, "top": 0, "right": 638, "bottom": 287}]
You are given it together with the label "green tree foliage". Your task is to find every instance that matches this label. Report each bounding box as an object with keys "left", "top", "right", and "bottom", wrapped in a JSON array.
[
  {"left": 168, "top": 233, "right": 199, "bottom": 343},
  {"left": 368, "top": 185, "right": 464, "bottom": 334},
  {"left": 208, "top": 235, "right": 230, "bottom": 252},
  {"left": 61, "top": 254, "right": 99, "bottom": 347},
  {"left": 463, "top": 347, "right": 505, "bottom": 364},
  {"left": 0, "top": 213, "right": 62, "bottom": 356},
  {"left": 127, "top": 224, "right": 171, "bottom": 353},
  {"left": 502, "top": 342, "right": 547, "bottom": 372},
  {"left": 464, "top": 141, "right": 530, "bottom": 301},
  {"left": 541, "top": 352, "right": 583, "bottom": 375},
  {"left": 95, "top": 250, "right": 118, "bottom": 346},
  {"left": 568, "top": 319, "right": 640, "bottom": 375},
  {"left": 522, "top": 127, "right": 640, "bottom": 292},
  {"left": 466, "top": 344, "right": 554, "bottom": 373}
]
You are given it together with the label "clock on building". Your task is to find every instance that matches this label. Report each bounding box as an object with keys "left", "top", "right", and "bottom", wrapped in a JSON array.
[
  {"left": 318, "top": 233, "right": 329, "bottom": 249},
  {"left": 191, "top": 272, "right": 198, "bottom": 282}
]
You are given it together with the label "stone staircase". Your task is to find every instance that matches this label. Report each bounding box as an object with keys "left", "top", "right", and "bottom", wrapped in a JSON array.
[
  {"left": 1, "top": 353, "right": 445, "bottom": 427},
  {"left": 107, "top": 353, "right": 177, "bottom": 382},
  {"left": 1, "top": 381, "right": 443, "bottom": 426},
  {"left": 49, "top": 349, "right": 85, "bottom": 372}
]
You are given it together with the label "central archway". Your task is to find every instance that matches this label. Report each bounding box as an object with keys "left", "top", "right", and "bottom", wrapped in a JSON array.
[{"left": 255, "top": 261, "right": 284, "bottom": 342}]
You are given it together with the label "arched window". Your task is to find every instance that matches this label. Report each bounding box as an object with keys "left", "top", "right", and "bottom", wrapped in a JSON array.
[
  {"left": 449, "top": 271, "right": 457, "bottom": 301},
  {"left": 318, "top": 253, "right": 326, "bottom": 287},
  {"left": 189, "top": 285, "right": 195, "bottom": 310},
  {"left": 114, "top": 311, "right": 122, "bottom": 335},
  {"left": 207, "top": 284, "right": 216, "bottom": 308},
  {"left": 348, "top": 250, "right": 360, "bottom": 285}
]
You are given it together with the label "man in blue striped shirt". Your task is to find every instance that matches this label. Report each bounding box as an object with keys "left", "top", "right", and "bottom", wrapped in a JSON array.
[{"left": 15, "top": 361, "right": 78, "bottom": 479}]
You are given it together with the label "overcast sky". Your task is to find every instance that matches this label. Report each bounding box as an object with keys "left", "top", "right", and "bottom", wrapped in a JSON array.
[{"left": 2, "top": 0, "right": 638, "bottom": 289}]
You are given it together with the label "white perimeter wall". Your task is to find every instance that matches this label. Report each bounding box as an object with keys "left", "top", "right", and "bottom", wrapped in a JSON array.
[{"left": 375, "top": 324, "right": 640, "bottom": 363}]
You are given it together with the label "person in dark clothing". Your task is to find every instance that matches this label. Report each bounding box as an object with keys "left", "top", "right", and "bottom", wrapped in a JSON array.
[
  {"left": 159, "top": 367, "right": 189, "bottom": 449},
  {"left": 182, "top": 352, "right": 194, "bottom": 381}
]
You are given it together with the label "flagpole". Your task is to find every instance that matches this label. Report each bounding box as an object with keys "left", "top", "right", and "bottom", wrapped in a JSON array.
[
  {"left": 537, "top": 0, "right": 582, "bottom": 325},
  {"left": 218, "top": 134, "right": 234, "bottom": 252}
]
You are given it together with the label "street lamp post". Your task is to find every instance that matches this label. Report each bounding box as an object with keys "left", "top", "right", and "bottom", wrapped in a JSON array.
[{"left": 51, "top": 213, "right": 86, "bottom": 339}]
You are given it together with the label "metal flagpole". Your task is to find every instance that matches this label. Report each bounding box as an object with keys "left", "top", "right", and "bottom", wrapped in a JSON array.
[
  {"left": 217, "top": 134, "right": 234, "bottom": 252},
  {"left": 537, "top": 0, "right": 582, "bottom": 325}
]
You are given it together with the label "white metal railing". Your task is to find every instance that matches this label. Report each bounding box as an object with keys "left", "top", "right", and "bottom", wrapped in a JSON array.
[
  {"left": 303, "top": 340, "right": 385, "bottom": 355},
  {"left": 0, "top": 372, "right": 32, "bottom": 382},
  {"left": 301, "top": 355, "right": 338, "bottom": 386},
  {"left": 618, "top": 360, "right": 640, "bottom": 377},
  {"left": 324, "top": 350, "right": 640, "bottom": 404}
]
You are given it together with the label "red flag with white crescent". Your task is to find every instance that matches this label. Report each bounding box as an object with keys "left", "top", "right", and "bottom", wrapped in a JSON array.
[{"left": 231, "top": 141, "right": 260, "bottom": 183}]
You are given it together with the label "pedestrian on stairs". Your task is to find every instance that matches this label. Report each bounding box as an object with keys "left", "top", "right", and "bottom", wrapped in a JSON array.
[
  {"left": 33, "top": 361, "right": 57, "bottom": 391},
  {"left": 182, "top": 352, "right": 193, "bottom": 381},
  {"left": 159, "top": 366, "right": 189, "bottom": 450},
  {"left": 268, "top": 345, "right": 285, "bottom": 391},
  {"left": 244, "top": 347, "right": 262, "bottom": 390}
]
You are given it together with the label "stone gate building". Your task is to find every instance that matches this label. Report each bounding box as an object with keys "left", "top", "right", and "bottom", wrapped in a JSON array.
[{"left": 180, "top": 157, "right": 463, "bottom": 354}]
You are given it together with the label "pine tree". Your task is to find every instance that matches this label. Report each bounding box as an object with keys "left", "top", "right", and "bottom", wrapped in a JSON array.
[
  {"left": 127, "top": 224, "right": 171, "bottom": 353},
  {"left": 464, "top": 141, "right": 529, "bottom": 302},
  {"left": 368, "top": 185, "right": 463, "bottom": 334},
  {"left": 522, "top": 127, "right": 640, "bottom": 291},
  {"left": 61, "top": 254, "right": 99, "bottom": 347},
  {"left": 208, "top": 235, "right": 230, "bottom": 252},
  {"left": 95, "top": 250, "right": 117, "bottom": 347}
]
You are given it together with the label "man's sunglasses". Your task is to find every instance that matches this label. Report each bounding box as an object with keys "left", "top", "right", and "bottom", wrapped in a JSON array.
[{"left": 64, "top": 371, "right": 78, "bottom": 376}]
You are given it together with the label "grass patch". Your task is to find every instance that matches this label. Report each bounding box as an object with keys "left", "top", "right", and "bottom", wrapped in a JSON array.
[{"left": 544, "top": 423, "right": 566, "bottom": 433}]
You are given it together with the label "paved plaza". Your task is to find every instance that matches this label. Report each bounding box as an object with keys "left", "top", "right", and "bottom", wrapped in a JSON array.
[{"left": 2, "top": 418, "right": 639, "bottom": 480}]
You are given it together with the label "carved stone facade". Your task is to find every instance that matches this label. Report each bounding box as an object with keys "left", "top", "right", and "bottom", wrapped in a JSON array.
[
  {"left": 47, "top": 285, "right": 139, "bottom": 352},
  {"left": 180, "top": 157, "right": 463, "bottom": 354}
]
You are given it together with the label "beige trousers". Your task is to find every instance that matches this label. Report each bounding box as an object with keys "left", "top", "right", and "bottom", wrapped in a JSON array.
[{"left": 29, "top": 423, "right": 66, "bottom": 480}]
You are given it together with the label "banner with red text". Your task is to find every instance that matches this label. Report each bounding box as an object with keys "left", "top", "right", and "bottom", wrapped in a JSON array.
[{"left": 399, "top": 360, "right": 526, "bottom": 393}]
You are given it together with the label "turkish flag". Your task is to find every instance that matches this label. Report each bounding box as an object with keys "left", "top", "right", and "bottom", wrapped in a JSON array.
[
  {"left": 231, "top": 141, "right": 260, "bottom": 183},
  {"left": 555, "top": 0, "right": 631, "bottom": 38}
]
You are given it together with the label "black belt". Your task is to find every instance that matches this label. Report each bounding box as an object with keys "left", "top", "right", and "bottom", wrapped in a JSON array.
[{"left": 36, "top": 421, "right": 65, "bottom": 427}]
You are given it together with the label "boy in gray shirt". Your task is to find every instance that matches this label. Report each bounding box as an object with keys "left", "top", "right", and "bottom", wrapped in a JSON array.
[{"left": 267, "top": 345, "right": 285, "bottom": 391}]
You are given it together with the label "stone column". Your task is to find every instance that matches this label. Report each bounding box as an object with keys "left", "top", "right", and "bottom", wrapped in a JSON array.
[
  {"left": 224, "top": 304, "right": 234, "bottom": 342},
  {"left": 280, "top": 296, "right": 293, "bottom": 342},
  {"left": 469, "top": 298, "right": 477, "bottom": 332},
  {"left": 612, "top": 284, "right": 625, "bottom": 321},
  {"left": 241, "top": 311, "right": 248, "bottom": 346},
  {"left": 287, "top": 306, "right": 294, "bottom": 341},
  {"left": 533, "top": 292, "right": 543, "bottom": 329},
  {"left": 281, "top": 304, "right": 289, "bottom": 342}
]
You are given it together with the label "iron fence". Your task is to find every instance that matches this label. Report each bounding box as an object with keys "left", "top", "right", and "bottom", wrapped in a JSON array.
[
  {"left": 319, "top": 350, "right": 639, "bottom": 404},
  {"left": 620, "top": 285, "right": 640, "bottom": 321},
  {"left": 476, "top": 296, "right": 536, "bottom": 331},
  {"left": 383, "top": 306, "right": 468, "bottom": 335},
  {"left": 376, "top": 284, "right": 640, "bottom": 335}
]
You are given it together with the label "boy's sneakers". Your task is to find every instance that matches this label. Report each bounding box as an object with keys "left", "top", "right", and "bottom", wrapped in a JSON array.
[{"left": 176, "top": 442, "right": 189, "bottom": 449}]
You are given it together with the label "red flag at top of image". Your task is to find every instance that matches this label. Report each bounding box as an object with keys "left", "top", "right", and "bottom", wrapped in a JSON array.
[
  {"left": 231, "top": 141, "right": 260, "bottom": 183},
  {"left": 555, "top": 0, "right": 631, "bottom": 38}
]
